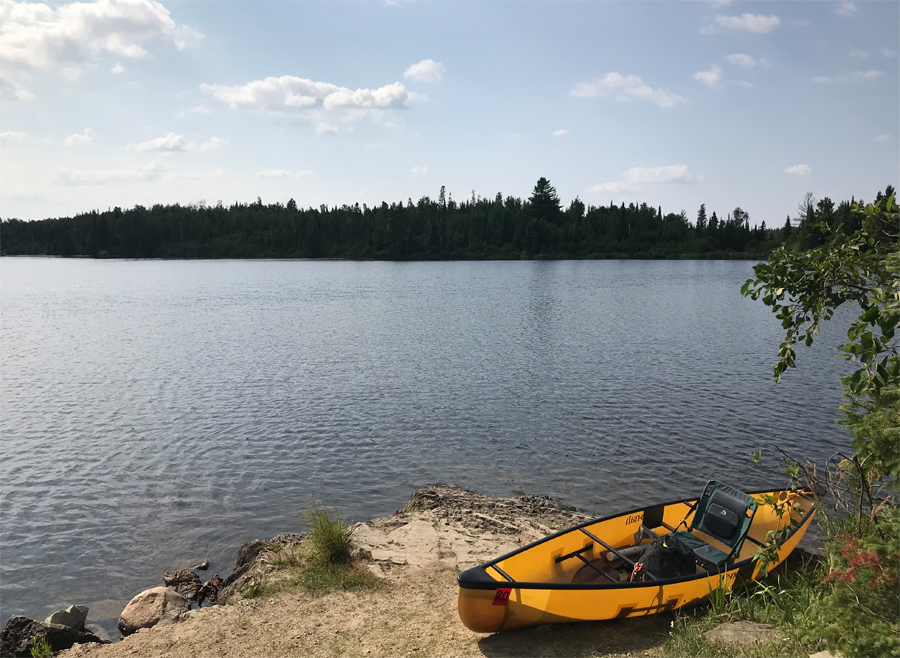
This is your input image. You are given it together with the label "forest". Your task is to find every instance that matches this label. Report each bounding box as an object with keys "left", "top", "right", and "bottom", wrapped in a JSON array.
[{"left": 0, "top": 178, "right": 882, "bottom": 260}]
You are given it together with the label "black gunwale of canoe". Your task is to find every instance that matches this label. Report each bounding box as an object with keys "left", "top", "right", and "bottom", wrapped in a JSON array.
[{"left": 457, "top": 486, "right": 816, "bottom": 591}]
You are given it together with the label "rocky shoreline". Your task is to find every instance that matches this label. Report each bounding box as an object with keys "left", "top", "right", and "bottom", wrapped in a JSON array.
[{"left": 1, "top": 484, "right": 590, "bottom": 658}]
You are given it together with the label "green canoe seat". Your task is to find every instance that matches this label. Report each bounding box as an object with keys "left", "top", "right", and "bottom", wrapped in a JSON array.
[{"left": 669, "top": 481, "right": 758, "bottom": 572}]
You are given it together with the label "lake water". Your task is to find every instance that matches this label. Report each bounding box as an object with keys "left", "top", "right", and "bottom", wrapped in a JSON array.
[{"left": 0, "top": 258, "right": 852, "bottom": 633}]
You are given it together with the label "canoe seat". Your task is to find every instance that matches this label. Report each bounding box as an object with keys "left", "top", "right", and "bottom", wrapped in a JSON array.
[{"left": 669, "top": 481, "right": 758, "bottom": 572}]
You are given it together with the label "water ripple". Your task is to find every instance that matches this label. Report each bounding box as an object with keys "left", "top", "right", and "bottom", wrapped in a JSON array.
[{"left": 1, "top": 259, "right": 850, "bottom": 632}]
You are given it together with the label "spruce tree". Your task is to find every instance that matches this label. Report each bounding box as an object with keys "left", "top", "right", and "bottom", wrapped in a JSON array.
[{"left": 528, "top": 177, "right": 562, "bottom": 225}]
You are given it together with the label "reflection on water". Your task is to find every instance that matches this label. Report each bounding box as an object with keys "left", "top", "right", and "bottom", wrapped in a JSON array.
[{"left": 0, "top": 258, "right": 850, "bottom": 631}]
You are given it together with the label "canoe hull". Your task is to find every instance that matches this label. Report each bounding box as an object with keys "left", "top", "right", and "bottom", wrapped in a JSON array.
[{"left": 458, "top": 489, "right": 816, "bottom": 633}]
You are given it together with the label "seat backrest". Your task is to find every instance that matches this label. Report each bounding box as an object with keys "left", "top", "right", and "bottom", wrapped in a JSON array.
[{"left": 689, "top": 481, "right": 757, "bottom": 554}]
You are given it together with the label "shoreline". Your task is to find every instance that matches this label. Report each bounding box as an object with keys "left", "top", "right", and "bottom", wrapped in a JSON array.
[
  {"left": 4, "top": 484, "right": 825, "bottom": 658},
  {"left": 7, "top": 483, "right": 672, "bottom": 658}
]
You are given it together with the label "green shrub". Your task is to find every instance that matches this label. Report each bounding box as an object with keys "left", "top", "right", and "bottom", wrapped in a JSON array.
[
  {"left": 806, "top": 507, "right": 900, "bottom": 657},
  {"left": 304, "top": 504, "right": 350, "bottom": 565},
  {"left": 30, "top": 636, "right": 52, "bottom": 658}
]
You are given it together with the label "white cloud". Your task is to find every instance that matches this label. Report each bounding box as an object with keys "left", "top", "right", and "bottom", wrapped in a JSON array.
[
  {"left": 873, "top": 134, "right": 890, "bottom": 142},
  {"left": 813, "top": 69, "right": 885, "bottom": 84},
  {"left": 570, "top": 72, "right": 686, "bottom": 108},
  {"left": 255, "top": 169, "right": 312, "bottom": 178},
  {"left": 135, "top": 132, "right": 191, "bottom": 151},
  {"left": 111, "top": 62, "right": 125, "bottom": 74},
  {"left": 693, "top": 64, "right": 723, "bottom": 88},
  {"left": 315, "top": 122, "right": 339, "bottom": 136},
  {"left": 836, "top": 1, "right": 858, "bottom": 17},
  {"left": 200, "top": 136, "right": 227, "bottom": 150},
  {"left": 0, "top": 130, "right": 27, "bottom": 144},
  {"left": 849, "top": 50, "right": 869, "bottom": 60},
  {"left": 403, "top": 59, "right": 446, "bottom": 83},
  {"left": 0, "top": 74, "right": 35, "bottom": 101},
  {"left": 623, "top": 165, "right": 702, "bottom": 184},
  {"left": 56, "top": 156, "right": 194, "bottom": 186},
  {"left": 589, "top": 164, "right": 702, "bottom": 195},
  {"left": 202, "top": 76, "right": 409, "bottom": 112},
  {"left": 703, "top": 13, "right": 780, "bottom": 35},
  {"left": 587, "top": 182, "right": 631, "bottom": 194},
  {"left": 726, "top": 53, "right": 759, "bottom": 69},
  {"left": 881, "top": 48, "right": 898, "bottom": 58},
  {"left": 171, "top": 24, "right": 203, "bottom": 50},
  {"left": 854, "top": 69, "right": 885, "bottom": 80},
  {"left": 785, "top": 164, "right": 811, "bottom": 176},
  {"left": 64, "top": 127, "right": 95, "bottom": 146},
  {"left": 0, "top": 0, "right": 203, "bottom": 83},
  {"left": 180, "top": 105, "right": 210, "bottom": 117},
  {"left": 552, "top": 129, "right": 569, "bottom": 137},
  {"left": 410, "top": 165, "right": 428, "bottom": 175},
  {"left": 201, "top": 75, "right": 412, "bottom": 133}
]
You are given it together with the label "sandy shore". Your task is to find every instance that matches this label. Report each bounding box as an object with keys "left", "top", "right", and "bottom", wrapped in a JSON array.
[{"left": 58, "top": 485, "right": 672, "bottom": 658}]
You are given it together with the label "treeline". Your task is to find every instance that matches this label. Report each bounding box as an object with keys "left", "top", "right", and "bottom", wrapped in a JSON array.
[{"left": 0, "top": 178, "right": 885, "bottom": 260}]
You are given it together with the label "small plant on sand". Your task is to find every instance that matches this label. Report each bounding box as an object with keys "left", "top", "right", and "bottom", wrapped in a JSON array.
[
  {"left": 240, "top": 582, "right": 265, "bottom": 599},
  {"left": 30, "top": 636, "right": 52, "bottom": 658},
  {"left": 304, "top": 503, "right": 350, "bottom": 565}
]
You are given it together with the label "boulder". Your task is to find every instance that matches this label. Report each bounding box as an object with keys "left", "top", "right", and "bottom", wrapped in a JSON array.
[
  {"left": 197, "top": 574, "right": 223, "bottom": 606},
  {"left": 191, "top": 559, "right": 209, "bottom": 571},
  {"left": 163, "top": 569, "right": 202, "bottom": 601},
  {"left": 704, "top": 621, "right": 782, "bottom": 648},
  {"left": 118, "top": 587, "right": 190, "bottom": 636},
  {"left": 44, "top": 604, "right": 89, "bottom": 630},
  {"left": 1, "top": 615, "right": 104, "bottom": 657}
]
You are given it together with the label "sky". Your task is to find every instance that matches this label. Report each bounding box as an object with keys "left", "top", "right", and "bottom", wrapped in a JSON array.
[{"left": 1, "top": 0, "right": 898, "bottom": 225}]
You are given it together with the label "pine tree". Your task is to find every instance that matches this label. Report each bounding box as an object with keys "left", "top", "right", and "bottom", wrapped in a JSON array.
[
  {"left": 696, "top": 203, "right": 707, "bottom": 231},
  {"left": 528, "top": 177, "right": 562, "bottom": 225}
]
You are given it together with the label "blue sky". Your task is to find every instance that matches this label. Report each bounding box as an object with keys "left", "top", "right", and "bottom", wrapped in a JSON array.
[{"left": 1, "top": 0, "right": 897, "bottom": 225}]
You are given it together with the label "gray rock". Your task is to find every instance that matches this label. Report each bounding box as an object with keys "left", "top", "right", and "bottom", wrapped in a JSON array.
[
  {"left": 44, "top": 604, "right": 88, "bottom": 630},
  {"left": 1, "top": 615, "right": 104, "bottom": 657},
  {"left": 163, "top": 569, "right": 202, "bottom": 601},
  {"left": 235, "top": 539, "right": 268, "bottom": 571},
  {"left": 118, "top": 586, "right": 190, "bottom": 636},
  {"left": 191, "top": 559, "right": 209, "bottom": 571},
  {"left": 810, "top": 652, "right": 844, "bottom": 658},
  {"left": 704, "top": 621, "right": 782, "bottom": 648}
]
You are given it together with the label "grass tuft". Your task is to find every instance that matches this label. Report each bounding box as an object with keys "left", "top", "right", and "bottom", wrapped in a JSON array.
[
  {"left": 304, "top": 504, "right": 350, "bottom": 565},
  {"left": 30, "top": 636, "right": 52, "bottom": 658},
  {"left": 665, "top": 558, "right": 830, "bottom": 658}
]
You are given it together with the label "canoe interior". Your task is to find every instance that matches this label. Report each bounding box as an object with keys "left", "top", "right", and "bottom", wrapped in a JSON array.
[
  {"left": 489, "top": 489, "right": 813, "bottom": 586},
  {"left": 457, "top": 488, "right": 817, "bottom": 632}
]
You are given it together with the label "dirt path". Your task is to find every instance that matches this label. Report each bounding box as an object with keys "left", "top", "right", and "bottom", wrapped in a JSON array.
[{"left": 59, "top": 485, "right": 673, "bottom": 658}]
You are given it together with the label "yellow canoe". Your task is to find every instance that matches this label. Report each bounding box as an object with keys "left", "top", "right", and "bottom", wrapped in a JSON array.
[{"left": 457, "top": 483, "right": 816, "bottom": 633}]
